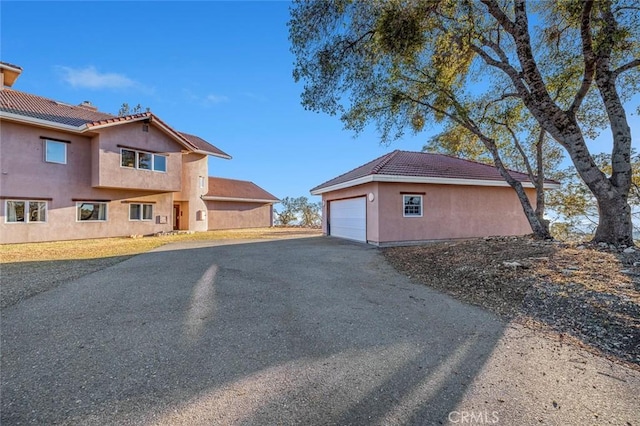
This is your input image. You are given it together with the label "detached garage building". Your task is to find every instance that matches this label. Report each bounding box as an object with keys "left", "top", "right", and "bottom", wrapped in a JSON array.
[
  {"left": 203, "top": 177, "right": 279, "bottom": 230},
  {"left": 310, "top": 150, "right": 559, "bottom": 246}
]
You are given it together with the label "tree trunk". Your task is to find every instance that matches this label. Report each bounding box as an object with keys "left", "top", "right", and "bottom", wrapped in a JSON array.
[
  {"left": 482, "top": 0, "right": 634, "bottom": 246},
  {"left": 534, "top": 131, "right": 550, "bottom": 234},
  {"left": 483, "top": 136, "right": 552, "bottom": 239},
  {"left": 594, "top": 194, "right": 633, "bottom": 245}
]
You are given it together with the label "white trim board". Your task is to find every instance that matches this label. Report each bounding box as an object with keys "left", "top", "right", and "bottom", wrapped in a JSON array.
[{"left": 311, "top": 174, "right": 560, "bottom": 195}]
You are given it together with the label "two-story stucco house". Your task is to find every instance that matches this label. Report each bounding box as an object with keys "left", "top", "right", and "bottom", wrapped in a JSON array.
[{"left": 0, "top": 62, "right": 276, "bottom": 244}]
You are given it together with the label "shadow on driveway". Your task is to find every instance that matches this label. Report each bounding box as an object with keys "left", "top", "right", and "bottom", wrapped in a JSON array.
[{"left": 2, "top": 237, "right": 505, "bottom": 425}]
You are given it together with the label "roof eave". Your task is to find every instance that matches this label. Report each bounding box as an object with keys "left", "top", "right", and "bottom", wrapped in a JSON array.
[
  {"left": 202, "top": 195, "right": 279, "bottom": 203},
  {"left": 0, "top": 111, "right": 85, "bottom": 132},
  {"left": 88, "top": 114, "right": 208, "bottom": 154},
  {"left": 193, "top": 149, "right": 232, "bottom": 160},
  {"left": 310, "top": 174, "right": 560, "bottom": 195},
  {"left": 85, "top": 115, "right": 150, "bottom": 131}
]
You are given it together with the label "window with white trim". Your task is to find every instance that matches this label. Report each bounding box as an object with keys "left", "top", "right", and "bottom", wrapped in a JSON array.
[
  {"left": 199, "top": 176, "right": 205, "bottom": 189},
  {"left": 121, "top": 149, "right": 167, "bottom": 172},
  {"left": 5, "top": 200, "right": 47, "bottom": 223},
  {"left": 77, "top": 202, "right": 107, "bottom": 221},
  {"left": 129, "top": 203, "right": 153, "bottom": 221},
  {"left": 45, "top": 140, "right": 67, "bottom": 164},
  {"left": 403, "top": 195, "right": 423, "bottom": 217}
]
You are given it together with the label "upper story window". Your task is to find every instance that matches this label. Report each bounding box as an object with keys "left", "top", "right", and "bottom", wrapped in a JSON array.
[
  {"left": 77, "top": 202, "right": 107, "bottom": 222},
  {"left": 199, "top": 176, "right": 205, "bottom": 189},
  {"left": 5, "top": 200, "right": 47, "bottom": 223},
  {"left": 121, "top": 149, "right": 167, "bottom": 172},
  {"left": 45, "top": 140, "right": 67, "bottom": 164},
  {"left": 403, "top": 195, "right": 423, "bottom": 217}
]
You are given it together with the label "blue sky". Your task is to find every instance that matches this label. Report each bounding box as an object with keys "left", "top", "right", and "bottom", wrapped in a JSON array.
[{"left": 2, "top": 1, "right": 638, "bottom": 205}]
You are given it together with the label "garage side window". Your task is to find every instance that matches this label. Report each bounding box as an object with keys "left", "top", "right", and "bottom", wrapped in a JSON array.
[{"left": 403, "top": 195, "right": 423, "bottom": 217}]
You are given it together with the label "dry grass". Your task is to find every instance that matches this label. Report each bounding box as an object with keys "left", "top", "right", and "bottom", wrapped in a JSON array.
[{"left": 0, "top": 227, "right": 321, "bottom": 264}]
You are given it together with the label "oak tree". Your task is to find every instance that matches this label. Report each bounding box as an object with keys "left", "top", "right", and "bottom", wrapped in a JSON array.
[{"left": 289, "top": 0, "right": 639, "bottom": 245}]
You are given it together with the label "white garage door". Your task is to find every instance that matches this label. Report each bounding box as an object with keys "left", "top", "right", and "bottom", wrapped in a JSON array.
[{"left": 329, "top": 197, "right": 366, "bottom": 242}]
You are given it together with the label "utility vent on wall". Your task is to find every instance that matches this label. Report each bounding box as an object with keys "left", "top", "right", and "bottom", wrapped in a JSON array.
[{"left": 196, "top": 210, "right": 206, "bottom": 221}]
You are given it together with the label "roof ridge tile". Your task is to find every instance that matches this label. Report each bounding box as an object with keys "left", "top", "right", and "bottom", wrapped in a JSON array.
[{"left": 371, "top": 149, "right": 400, "bottom": 174}]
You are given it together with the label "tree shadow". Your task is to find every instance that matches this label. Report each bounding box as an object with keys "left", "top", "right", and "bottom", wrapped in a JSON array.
[
  {"left": 1, "top": 237, "right": 506, "bottom": 425},
  {"left": 0, "top": 256, "right": 133, "bottom": 309}
]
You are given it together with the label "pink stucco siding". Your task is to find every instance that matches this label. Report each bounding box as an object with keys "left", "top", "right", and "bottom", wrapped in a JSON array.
[
  {"left": 0, "top": 121, "right": 194, "bottom": 243},
  {"left": 206, "top": 201, "right": 273, "bottom": 230},
  {"left": 174, "top": 153, "right": 209, "bottom": 232},
  {"left": 92, "top": 124, "right": 183, "bottom": 192},
  {"left": 321, "top": 182, "right": 536, "bottom": 245}
]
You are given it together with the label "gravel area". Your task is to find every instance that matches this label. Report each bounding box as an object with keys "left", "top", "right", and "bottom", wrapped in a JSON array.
[
  {"left": 1, "top": 256, "right": 132, "bottom": 309},
  {"left": 383, "top": 236, "right": 640, "bottom": 369}
]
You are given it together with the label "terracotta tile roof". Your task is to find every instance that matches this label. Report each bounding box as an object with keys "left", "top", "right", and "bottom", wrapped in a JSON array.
[
  {"left": 0, "top": 88, "right": 230, "bottom": 158},
  {"left": 0, "top": 88, "right": 115, "bottom": 126},
  {"left": 311, "top": 150, "right": 559, "bottom": 192},
  {"left": 180, "top": 132, "right": 231, "bottom": 159},
  {"left": 85, "top": 111, "right": 151, "bottom": 128},
  {"left": 205, "top": 177, "right": 279, "bottom": 202}
]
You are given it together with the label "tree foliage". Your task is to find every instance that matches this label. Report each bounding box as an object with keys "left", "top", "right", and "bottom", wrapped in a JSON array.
[
  {"left": 299, "top": 198, "right": 322, "bottom": 227},
  {"left": 274, "top": 197, "right": 299, "bottom": 226},
  {"left": 274, "top": 196, "right": 322, "bottom": 227},
  {"left": 290, "top": 0, "right": 639, "bottom": 245},
  {"left": 117, "top": 103, "right": 149, "bottom": 116}
]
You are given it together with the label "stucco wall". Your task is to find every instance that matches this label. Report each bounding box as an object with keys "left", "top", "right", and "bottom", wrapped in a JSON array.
[
  {"left": 319, "top": 182, "right": 536, "bottom": 245},
  {"left": 0, "top": 121, "right": 176, "bottom": 243},
  {"left": 93, "top": 124, "right": 182, "bottom": 191},
  {"left": 0, "top": 192, "right": 174, "bottom": 244},
  {"left": 206, "top": 201, "right": 273, "bottom": 230},
  {"left": 174, "top": 153, "right": 209, "bottom": 232},
  {"left": 376, "top": 183, "right": 535, "bottom": 243}
]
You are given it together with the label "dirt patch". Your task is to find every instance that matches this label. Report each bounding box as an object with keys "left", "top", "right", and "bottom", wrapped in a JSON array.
[{"left": 383, "top": 236, "right": 640, "bottom": 369}]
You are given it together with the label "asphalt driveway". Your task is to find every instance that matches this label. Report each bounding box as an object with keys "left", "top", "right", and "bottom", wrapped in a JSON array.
[{"left": 2, "top": 236, "right": 638, "bottom": 425}]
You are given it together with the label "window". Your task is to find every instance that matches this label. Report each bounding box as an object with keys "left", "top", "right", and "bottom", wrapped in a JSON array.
[
  {"left": 45, "top": 140, "right": 67, "bottom": 164},
  {"left": 120, "top": 148, "right": 167, "bottom": 172},
  {"left": 403, "top": 195, "right": 423, "bottom": 217},
  {"left": 121, "top": 149, "right": 136, "bottom": 167},
  {"left": 129, "top": 203, "right": 153, "bottom": 221},
  {"left": 199, "top": 176, "right": 205, "bottom": 189},
  {"left": 5, "top": 200, "right": 47, "bottom": 223},
  {"left": 138, "top": 152, "right": 152, "bottom": 170},
  {"left": 77, "top": 202, "right": 107, "bottom": 221},
  {"left": 153, "top": 155, "right": 167, "bottom": 172}
]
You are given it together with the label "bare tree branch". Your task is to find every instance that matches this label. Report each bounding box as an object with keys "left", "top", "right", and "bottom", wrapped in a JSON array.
[
  {"left": 613, "top": 58, "right": 640, "bottom": 79},
  {"left": 492, "top": 118, "right": 538, "bottom": 188},
  {"left": 480, "top": 0, "right": 517, "bottom": 36}
]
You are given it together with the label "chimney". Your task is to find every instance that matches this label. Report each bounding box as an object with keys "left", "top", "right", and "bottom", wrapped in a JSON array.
[{"left": 78, "top": 100, "right": 98, "bottom": 111}]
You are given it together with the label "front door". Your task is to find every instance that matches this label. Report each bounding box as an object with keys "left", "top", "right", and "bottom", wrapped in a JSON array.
[{"left": 173, "top": 204, "right": 180, "bottom": 230}]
